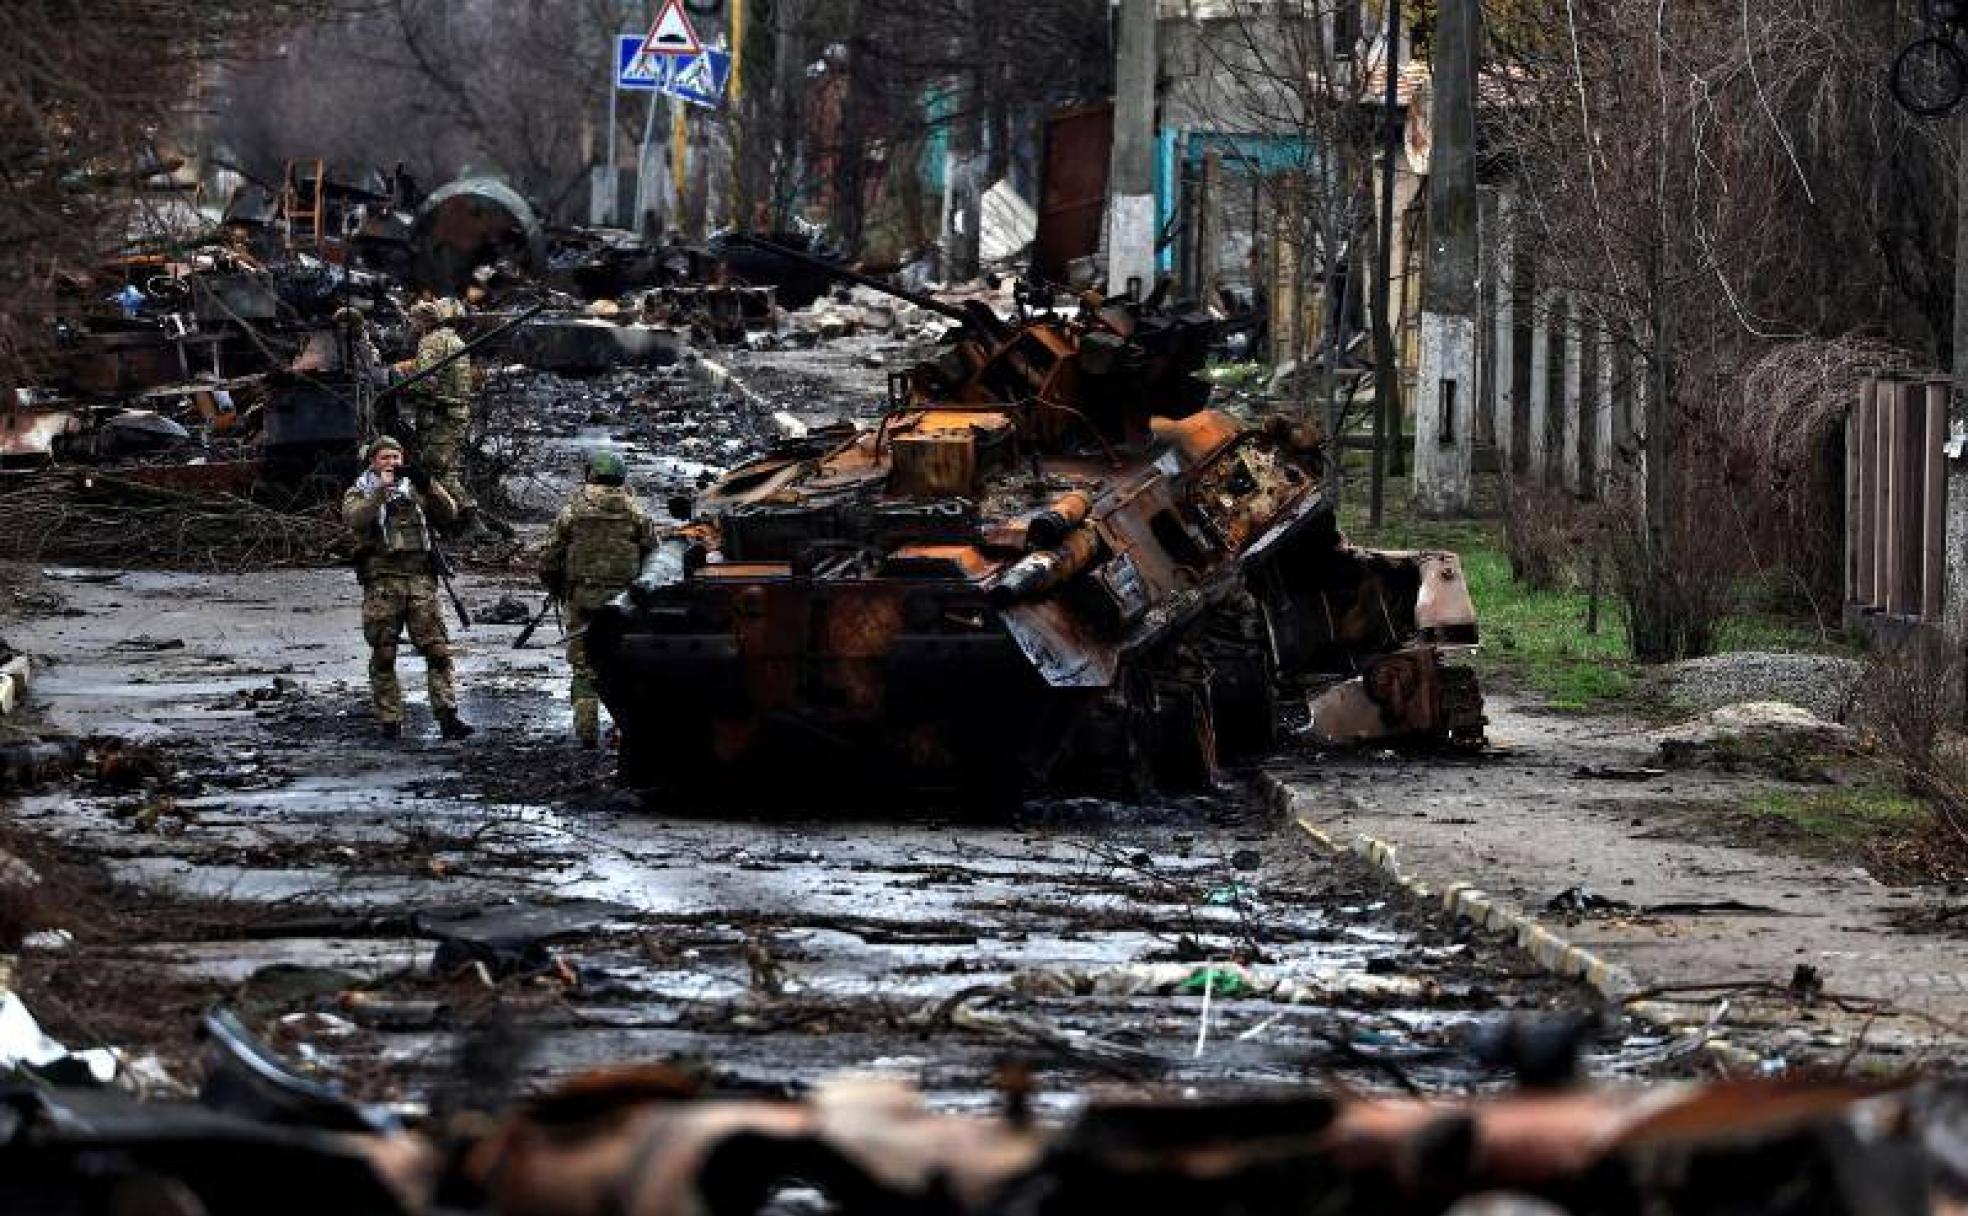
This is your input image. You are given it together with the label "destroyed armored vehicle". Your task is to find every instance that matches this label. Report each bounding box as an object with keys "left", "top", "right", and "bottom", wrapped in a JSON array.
[{"left": 587, "top": 248, "right": 1483, "bottom": 801}]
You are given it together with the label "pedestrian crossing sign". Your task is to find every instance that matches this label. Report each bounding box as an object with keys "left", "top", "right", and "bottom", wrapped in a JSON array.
[{"left": 616, "top": 35, "right": 730, "bottom": 108}]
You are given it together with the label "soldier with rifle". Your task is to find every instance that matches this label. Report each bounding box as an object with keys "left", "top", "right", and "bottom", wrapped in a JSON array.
[
  {"left": 392, "top": 299, "right": 484, "bottom": 538},
  {"left": 538, "top": 450, "right": 658, "bottom": 747},
  {"left": 342, "top": 436, "right": 476, "bottom": 741}
]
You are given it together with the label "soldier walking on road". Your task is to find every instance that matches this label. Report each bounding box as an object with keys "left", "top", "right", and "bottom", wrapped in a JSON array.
[
  {"left": 539, "top": 450, "right": 657, "bottom": 747},
  {"left": 394, "top": 299, "right": 483, "bottom": 536},
  {"left": 343, "top": 436, "right": 476, "bottom": 741}
]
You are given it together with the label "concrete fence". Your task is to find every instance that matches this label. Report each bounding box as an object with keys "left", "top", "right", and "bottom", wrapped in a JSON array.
[
  {"left": 1476, "top": 197, "right": 1648, "bottom": 499},
  {"left": 1846, "top": 374, "right": 1949, "bottom": 625}
]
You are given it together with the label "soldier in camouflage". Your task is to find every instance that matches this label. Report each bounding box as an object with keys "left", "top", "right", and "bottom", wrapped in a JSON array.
[
  {"left": 539, "top": 450, "right": 658, "bottom": 747},
  {"left": 394, "top": 299, "right": 477, "bottom": 529},
  {"left": 342, "top": 436, "right": 476, "bottom": 741}
]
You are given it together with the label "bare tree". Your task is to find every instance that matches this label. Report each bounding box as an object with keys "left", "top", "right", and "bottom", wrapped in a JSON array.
[
  {"left": 1486, "top": 0, "right": 1953, "bottom": 657},
  {"left": 1166, "top": 1, "right": 1390, "bottom": 489},
  {"left": 0, "top": 1, "right": 332, "bottom": 389}
]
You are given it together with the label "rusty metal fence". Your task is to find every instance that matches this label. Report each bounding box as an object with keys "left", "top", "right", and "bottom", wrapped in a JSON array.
[{"left": 1846, "top": 374, "right": 1949, "bottom": 624}]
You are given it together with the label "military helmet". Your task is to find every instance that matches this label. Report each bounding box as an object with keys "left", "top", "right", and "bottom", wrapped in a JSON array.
[
  {"left": 407, "top": 299, "right": 444, "bottom": 325},
  {"left": 366, "top": 435, "right": 405, "bottom": 461},
  {"left": 587, "top": 449, "right": 628, "bottom": 485}
]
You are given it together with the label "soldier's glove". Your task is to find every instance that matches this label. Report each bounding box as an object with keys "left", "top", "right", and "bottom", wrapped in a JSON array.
[{"left": 401, "top": 463, "right": 433, "bottom": 493}]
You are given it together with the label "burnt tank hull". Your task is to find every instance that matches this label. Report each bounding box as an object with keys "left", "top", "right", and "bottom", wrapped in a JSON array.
[
  {"left": 588, "top": 575, "right": 1049, "bottom": 800},
  {"left": 588, "top": 265, "right": 1484, "bottom": 803}
]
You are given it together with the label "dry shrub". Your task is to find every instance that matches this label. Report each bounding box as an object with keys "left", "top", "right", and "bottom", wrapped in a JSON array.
[
  {"left": 1849, "top": 633, "right": 1968, "bottom": 868},
  {"left": 1599, "top": 474, "right": 1745, "bottom": 664},
  {"left": 1500, "top": 477, "right": 1589, "bottom": 591},
  {"left": 1854, "top": 631, "right": 1962, "bottom": 775},
  {"left": 1712, "top": 337, "right": 1915, "bottom": 617}
]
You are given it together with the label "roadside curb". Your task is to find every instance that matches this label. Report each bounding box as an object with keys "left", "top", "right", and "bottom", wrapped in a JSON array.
[
  {"left": 0, "top": 656, "right": 28, "bottom": 718},
  {"left": 692, "top": 355, "right": 809, "bottom": 439},
  {"left": 1260, "top": 773, "right": 1760, "bottom": 1069}
]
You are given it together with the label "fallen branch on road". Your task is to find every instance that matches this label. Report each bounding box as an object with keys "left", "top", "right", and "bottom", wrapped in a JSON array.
[{"left": 0, "top": 473, "right": 343, "bottom": 571}]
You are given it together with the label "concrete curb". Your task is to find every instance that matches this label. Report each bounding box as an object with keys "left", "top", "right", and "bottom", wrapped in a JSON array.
[
  {"left": 692, "top": 356, "right": 809, "bottom": 439},
  {"left": 1260, "top": 772, "right": 1760, "bottom": 1069},
  {"left": 0, "top": 656, "right": 28, "bottom": 718}
]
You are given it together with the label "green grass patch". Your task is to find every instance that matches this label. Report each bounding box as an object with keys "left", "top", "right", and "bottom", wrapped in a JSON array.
[
  {"left": 1332, "top": 475, "right": 1843, "bottom": 713},
  {"left": 1340, "top": 487, "right": 1637, "bottom": 711},
  {"left": 1739, "top": 784, "right": 1929, "bottom": 847}
]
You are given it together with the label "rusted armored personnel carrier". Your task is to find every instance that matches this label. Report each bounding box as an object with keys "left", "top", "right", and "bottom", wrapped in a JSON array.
[{"left": 587, "top": 248, "right": 1483, "bottom": 801}]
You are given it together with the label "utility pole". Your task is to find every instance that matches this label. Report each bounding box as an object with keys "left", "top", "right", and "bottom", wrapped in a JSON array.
[
  {"left": 1943, "top": 107, "right": 1968, "bottom": 650},
  {"left": 599, "top": 35, "right": 620, "bottom": 227},
  {"left": 1107, "top": 0, "right": 1157, "bottom": 295},
  {"left": 1368, "top": 0, "right": 1402, "bottom": 526},
  {"left": 1410, "top": 0, "right": 1478, "bottom": 517},
  {"left": 772, "top": 0, "right": 804, "bottom": 229}
]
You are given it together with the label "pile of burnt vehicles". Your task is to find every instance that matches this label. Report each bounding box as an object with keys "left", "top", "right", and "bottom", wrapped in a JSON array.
[
  {"left": 4, "top": 164, "right": 818, "bottom": 486},
  {"left": 589, "top": 245, "right": 1485, "bottom": 803}
]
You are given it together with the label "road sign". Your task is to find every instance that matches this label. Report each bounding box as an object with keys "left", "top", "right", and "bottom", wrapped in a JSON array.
[
  {"left": 637, "top": 0, "right": 702, "bottom": 58},
  {"left": 661, "top": 48, "right": 731, "bottom": 109},
  {"left": 617, "top": 34, "right": 664, "bottom": 89},
  {"left": 616, "top": 35, "right": 729, "bottom": 106}
]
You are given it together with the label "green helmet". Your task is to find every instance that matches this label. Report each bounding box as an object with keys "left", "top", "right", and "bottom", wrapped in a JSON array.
[{"left": 587, "top": 449, "right": 628, "bottom": 485}]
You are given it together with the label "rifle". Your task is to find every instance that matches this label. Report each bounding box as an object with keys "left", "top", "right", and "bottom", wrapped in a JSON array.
[
  {"left": 428, "top": 542, "right": 472, "bottom": 628},
  {"left": 513, "top": 595, "right": 561, "bottom": 649},
  {"left": 374, "top": 300, "right": 548, "bottom": 406}
]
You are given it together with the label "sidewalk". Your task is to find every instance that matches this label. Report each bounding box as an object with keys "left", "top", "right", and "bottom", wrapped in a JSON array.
[{"left": 1264, "top": 698, "right": 1968, "bottom": 1067}]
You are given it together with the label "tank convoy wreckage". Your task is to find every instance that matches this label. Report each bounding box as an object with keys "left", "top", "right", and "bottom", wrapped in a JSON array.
[{"left": 587, "top": 241, "right": 1484, "bottom": 802}]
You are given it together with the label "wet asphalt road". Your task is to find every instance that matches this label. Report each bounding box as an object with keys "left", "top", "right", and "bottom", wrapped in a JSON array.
[
  {"left": 3, "top": 563, "right": 1696, "bottom": 1112},
  {"left": 0, "top": 347, "right": 1705, "bottom": 1110}
]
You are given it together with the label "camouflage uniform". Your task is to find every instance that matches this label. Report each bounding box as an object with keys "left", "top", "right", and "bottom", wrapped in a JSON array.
[
  {"left": 343, "top": 470, "right": 461, "bottom": 726},
  {"left": 540, "top": 482, "right": 658, "bottom": 743},
  {"left": 407, "top": 325, "right": 474, "bottom": 510}
]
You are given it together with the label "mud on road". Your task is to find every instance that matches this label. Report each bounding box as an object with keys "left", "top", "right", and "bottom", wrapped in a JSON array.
[
  {"left": 0, "top": 556, "right": 1705, "bottom": 1112},
  {"left": 0, "top": 352, "right": 1706, "bottom": 1112}
]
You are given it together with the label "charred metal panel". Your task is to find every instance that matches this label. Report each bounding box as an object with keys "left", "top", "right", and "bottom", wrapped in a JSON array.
[{"left": 1034, "top": 103, "right": 1115, "bottom": 287}]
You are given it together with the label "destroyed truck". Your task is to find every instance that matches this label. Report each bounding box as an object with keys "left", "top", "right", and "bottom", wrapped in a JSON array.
[{"left": 586, "top": 248, "right": 1483, "bottom": 801}]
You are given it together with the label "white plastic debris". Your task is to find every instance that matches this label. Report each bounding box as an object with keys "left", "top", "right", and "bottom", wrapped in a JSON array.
[{"left": 0, "top": 990, "right": 116, "bottom": 1083}]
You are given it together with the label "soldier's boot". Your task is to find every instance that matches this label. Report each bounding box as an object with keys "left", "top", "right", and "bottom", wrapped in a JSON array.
[
  {"left": 573, "top": 698, "right": 600, "bottom": 749},
  {"left": 436, "top": 708, "right": 476, "bottom": 740}
]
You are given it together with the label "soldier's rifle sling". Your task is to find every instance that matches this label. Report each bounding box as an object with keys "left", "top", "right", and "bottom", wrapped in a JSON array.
[{"left": 374, "top": 300, "right": 548, "bottom": 404}]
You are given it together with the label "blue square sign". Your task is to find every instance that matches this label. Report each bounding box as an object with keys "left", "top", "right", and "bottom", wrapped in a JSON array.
[{"left": 616, "top": 34, "right": 730, "bottom": 109}]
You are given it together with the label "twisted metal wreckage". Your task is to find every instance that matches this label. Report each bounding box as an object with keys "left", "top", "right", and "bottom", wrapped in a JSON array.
[
  {"left": 3, "top": 1008, "right": 1964, "bottom": 1216},
  {"left": 591, "top": 240, "right": 1485, "bottom": 800},
  {"left": 1, "top": 167, "right": 789, "bottom": 488}
]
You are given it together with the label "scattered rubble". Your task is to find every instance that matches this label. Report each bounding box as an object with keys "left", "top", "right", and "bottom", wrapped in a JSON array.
[
  {"left": 1, "top": 1034, "right": 1964, "bottom": 1215},
  {"left": 1653, "top": 701, "right": 1851, "bottom": 772},
  {"left": 1651, "top": 651, "right": 1865, "bottom": 722}
]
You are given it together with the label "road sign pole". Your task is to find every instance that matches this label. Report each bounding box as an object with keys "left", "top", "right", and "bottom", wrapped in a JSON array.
[
  {"left": 635, "top": 89, "right": 660, "bottom": 234},
  {"left": 606, "top": 43, "right": 619, "bottom": 225}
]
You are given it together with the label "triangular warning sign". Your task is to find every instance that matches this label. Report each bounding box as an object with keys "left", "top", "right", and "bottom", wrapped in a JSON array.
[{"left": 637, "top": 0, "right": 702, "bottom": 58}]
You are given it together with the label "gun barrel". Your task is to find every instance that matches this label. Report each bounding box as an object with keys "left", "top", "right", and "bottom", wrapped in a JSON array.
[
  {"left": 376, "top": 300, "right": 548, "bottom": 404},
  {"left": 724, "top": 235, "right": 976, "bottom": 326}
]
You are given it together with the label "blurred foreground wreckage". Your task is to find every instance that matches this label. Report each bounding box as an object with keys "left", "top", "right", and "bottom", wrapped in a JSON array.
[
  {"left": 588, "top": 239, "right": 1484, "bottom": 800},
  {"left": 5, "top": 1026, "right": 1968, "bottom": 1216}
]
